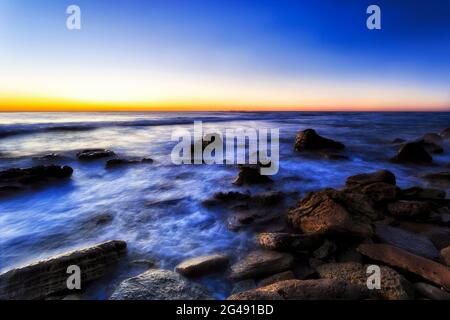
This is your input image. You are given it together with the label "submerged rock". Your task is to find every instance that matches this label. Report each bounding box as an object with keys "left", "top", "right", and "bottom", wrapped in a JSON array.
[
  {"left": 391, "top": 142, "right": 432, "bottom": 164},
  {"left": 110, "top": 269, "right": 212, "bottom": 300},
  {"left": 228, "top": 279, "right": 369, "bottom": 300},
  {"left": 77, "top": 149, "right": 115, "bottom": 160},
  {"left": 294, "top": 129, "right": 345, "bottom": 152},
  {"left": 316, "top": 262, "right": 414, "bottom": 300},
  {"left": 229, "top": 250, "right": 294, "bottom": 281},
  {"left": 0, "top": 165, "right": 73, "bottom": 196},
  {"left": 233, "top": 166, "right": 273, "bottom": 186},
  {"left": 0, "top": 240, "right": 127, "bottom": 300},
  {"left": 175, "top": 254, "right": 229, "bottom": 278},
  {"left": 357, "top": 243, "right": 450, "bottom": 291}
]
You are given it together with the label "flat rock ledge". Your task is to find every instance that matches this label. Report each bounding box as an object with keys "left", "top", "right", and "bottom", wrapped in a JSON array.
[
  {"left": 110, "top": 269, "right": 213, "bottom": 300},
  {"left": 0, "top": 240, "right": 127, "bottom": 300},
  {"left": 175, "top": 254, "right": 229, "bottom": 278}
]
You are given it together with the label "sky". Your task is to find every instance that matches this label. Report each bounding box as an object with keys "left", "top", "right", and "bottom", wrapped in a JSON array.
[{"left": 0, "top": 0, "right": 449, "bottom": 111}]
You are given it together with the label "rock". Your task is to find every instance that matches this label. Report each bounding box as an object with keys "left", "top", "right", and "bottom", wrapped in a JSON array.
[
  {"left": 213, "top": 191, "right": 250, "bottom": 201},
  {"left": 227, "top": 210, "right": 280, "bottom": 231},
  {"left": 230, "top": 280, "right": 257, "bottom": 295},
  {"left": 105, "top": 158, "right": 153, "bottom": 168},
  {"left": 391, "top": 142, "right": 432, "bottom": 164},
  {"left": 175, "top": 254, "right": 229, "bottom": 278},
  {"left": 229, "top": 250, "right": 294, "bottom": 281},
  {"left": 414, "top": 282, "right": 450, "bottom": 300},
  {"left": 441, "top": 246, "right": 450, "bottom": 266},
  {"left": 77, "top": 149, "right": 115, "bottom": 160},
  {"left": 337, "top": 248, "right": 363, "bottom": 264},
  {"left": 287, "top": 189, "right": 373, "bottom": 238},
  {"left": 420, "top": 172, "right": 450, "bottom": 183},
  {"left": 441, "top": 127, "right": 450, "bottom": 139},
  {"left": 422, "top": 133, "right": 443, "bottom": 144},
  {"left": 227, "top": 279, "right": 369, "bottom": 300},
  {"left": 374, "top": 224, "right": 440, "bottom": 260},
  {"left": 0, "top": 240, "right": 127, "bottom": 300},
  {"left": 130, "top": 259, "right": 156, "bottom": 268},
  {"left": 400, "top": 187, "right": 446, "bottom": 200},
  {"left": 110, "top": 269, "right": 212, "bottom": 300},
  {"left": 322, "top": 153, "right": 349, "bottom": 160},
  {"left": 313, "top": 240, "right": 337, "bottom": 260},
  {"left": 233, "top": 166, "right": 273, "bottom": 186},
  {"left": 345, "top": 170, "right": 396, "bottom": 187},
  {"left": 0, "top": 165, "right": 73, "bottom": 196},
  {"left": 359, "top": 182, "right": 398, "bottom": 203},
  {"left": 250, "top": 191, "right": 285, "bottom": 206},
  {"left": 257, "top": 233, "right": 321, "bottom": 251},
  {"left": 294, "top": 129, "right": 345, "bottom": 152},
  {"left": 396, "top": 222, "right": 450, "bottom": 250},
  {"left": 387, "top": 200, "right": 432, "bottom": 219},
  {"left": 258, "top": 271, "right": 296, "bottom": 287},
  {"left": 357, "top": 244, "right": 450, "bottom": 291},
  {"left": 415, "top": 139, "right": 444, "bottom": 154},
  {"left": 316, "top": 262, "right": 414, "bottom": 300},
  {"left": 392, "top": 138, "right": 406, "bottom": 144}
]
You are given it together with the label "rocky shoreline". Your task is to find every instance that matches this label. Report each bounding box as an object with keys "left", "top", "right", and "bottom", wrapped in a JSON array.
[{"left": 1, "top": 127, "right": 450, "bottom": 300}]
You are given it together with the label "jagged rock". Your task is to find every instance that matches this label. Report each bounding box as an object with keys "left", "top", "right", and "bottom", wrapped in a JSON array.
[
  {"left": 233, "top": 166, "right": 273, "bottom": 186},
  {"left": 110, "top": 269, "right": 212, "bottom": 300},
  {"left": 396, "top": 222, "right": 450, "bottom": 250},
  {"left": 414, "top": 282, "right": 450, "bottom": 300},
  {"left": 175, "top": 254, "right": 229, "bottom": 278},
  {"left": 287, "top": 189, "right": 374, "bottom": 238},
  {"left": 227, "top": 279, "right": 369, "bottom": 300},
  {"left": 387, "top": 200, "right": 432, "bottom": 219},
  {"left": 316, "top": 262, "right": 414, "bottom": 300},
  {"left": 258, "top": 271, "right": 296, "bottom": 287},
  {"left": 374, "top": 224, "right": 440, "bottom": 260},
  {"left": 346, "top": 170, "right": 396, "bottom": 187},
  {"left": 357, "top": 244, "right": 450, "bottom": 291},
  {"left": 257, "top": 233, "right": 321, "bottom": 251},
  {"left": 400, "top": 187, "right": 446, "bottom": 200},
  {"left": 391, "top": 142, "right": 432, "bottom": 164},
  {"left": 77, "top": 149, "right": 115, "bottom": 160},
  {"left": 229, "top": 250, "right": 294, "bottom": 281},
  {"left": 294, "top": 129, "right": 345, "bottom": 152},
  {"left": 0, "top": 240, "right": 127, "bottom": 300},
  {"left": 0, "top": 165, "right": 73, "bottom": 196},
  {"left": 441, "top": 246, "right": 450, "bottom": 267},
  {"left": 250, "top": 191, "right": 285, "bottom": 206}
]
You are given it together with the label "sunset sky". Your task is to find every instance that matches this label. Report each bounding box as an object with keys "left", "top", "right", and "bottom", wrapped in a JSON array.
[{"left": 0, "top": 0, "right": 449, "bottom": 111}]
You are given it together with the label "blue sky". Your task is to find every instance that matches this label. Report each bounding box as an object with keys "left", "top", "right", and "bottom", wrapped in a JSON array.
[{"left": 0, "top": 0, "right": 449, "bottom": 110}]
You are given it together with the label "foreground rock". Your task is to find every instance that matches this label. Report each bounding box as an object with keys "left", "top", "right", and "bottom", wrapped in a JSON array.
[
  {"left": 391, "top": 142, "right": 432, "bottom": 164},
  {"left": 387, "top": 200, "right": 432, "bottom": 219},
  {"left": 345, "top": 170, "right": 396, "bottom": 187},
  {"left": 0, "top": 165, "right": 73, "bottom": 196},
  {"left": 228, "top": 279, "right": 369, "bottom": 300},
  {"left": 294, "top": 129, "right": 345, "bottom": 152},
  {"left": 0, "top": 240, "right": 127, "bottom": 300},
  {"left": 414, "top": 282, "right": 450, "bottom": 300},
  {"left": 229, "top": 250, "right": 294, "bottom": 281},
  {"left": 287, "top": 189, "right": 374, "bottom": 238},
  {"left": 110, "top": 269, "right": 212, "bottom": 300},
  {"left": 258, "top": 271, "right": 296, "bottom": 287},
  {"left": 357, "top": 244, "right": 450, "bottom": 291},
  {"left": 233, "top": 166, "right": 273, "bottom": 186},
  {"left": 316, "top": 262, "right": 413, "bottom": 300},
  {"left": 374, "top": 224, "right": 439, "bottom": 260},
  {"left": 175, "top": 254, "right": 229, "bottom": 278},
  {"left": 106, "top": 158, "right": 153, "bottom": 169},
  {"left": 77, "top": 149, "right": 115, "bottom": 160},
  {"left": 441, "top": 246, "right": 450, "bottom": 266},
  {"left": 257, "top": 233, "right": 321, "bottom": 252}
]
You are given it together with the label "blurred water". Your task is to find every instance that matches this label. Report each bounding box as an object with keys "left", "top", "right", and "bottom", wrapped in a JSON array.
[{"left": 0, "top": 112, "right": 449, "bottom": 299}]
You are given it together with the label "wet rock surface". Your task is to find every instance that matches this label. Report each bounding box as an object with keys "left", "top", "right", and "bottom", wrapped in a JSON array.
[
  {"left": 233, "top": 166, "right": 273, "bottom": 186},
  {"left": 391, "top": 142, "right": 433, "bottom": 164},
  {"left": 175, "top": 254, "right": 229, "bottom": 278}
]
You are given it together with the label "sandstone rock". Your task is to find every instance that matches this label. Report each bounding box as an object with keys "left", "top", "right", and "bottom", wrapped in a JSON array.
[
  {"left": 228, "top": 279, "right": 369, "bottom": 300},
  {"left": 287, "top": 189, "right": 373, "bottom": 238},
  {"left": 357, "top": 244, "right": 450, "bottom": 291},
  {"left": 441, "top": 246, "right": 450, "bottom": 266},
  {"left": 414, "top": 282, "right": 450, "bottom": 300},
  {"left": 229, "top": 250, "right": 294, "bottom": 281},
  {"left": 0, "top": 240, "right": 127, "bottom": 300},
  {"left": 387, "top": 200, "right": 432, "bottom": 219},
  {"left": 374, "top": 224, "right": 440, "bottom": 260},
  {"left": 233, "top": 166, "right": 273, "bottom": 186},
  {"left": 360, "top": 182, "right": 398, "bottom": 203},
  {"left": 175, "top": 254, "right": 229, "bottom": 278},
  {"left": 316, "top": 262, "right": 414, "bottom": 300},
  {"left": 230, "top": 280, "right": 257, "bottom": 295},
  {"left": 77, "top": 149, "right": 115, "bottom": 160},
  {"left": 345, "top": 170, "right": 396, "bottom": 187},
  {"left": 391, "top": 142, "right": 432, "bottom": 164},
  {"left": 257, "top": 233, "right": 321, "bottom": 251},
  {"left": 400, "top": 187, "right": 446, "bottom": 200},
  {"left": 110, "top": 269, "right": 212, "bottom": 300},
  {"left": 294, "top": 129, "right": 345, "bottom": 152},
  {"left": 258, "top": 271, "right": 296, "bottom": 287}
]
